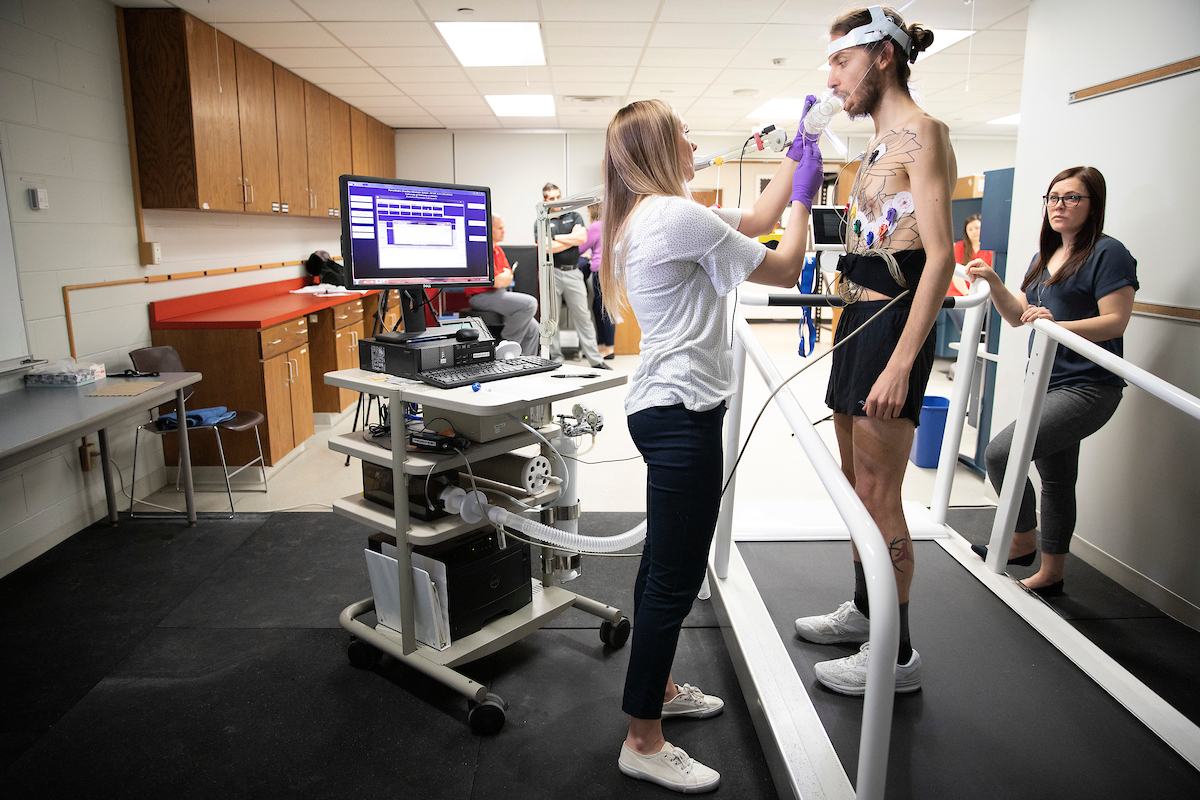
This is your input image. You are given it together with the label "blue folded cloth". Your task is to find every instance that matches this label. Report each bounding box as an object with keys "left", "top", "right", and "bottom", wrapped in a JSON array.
[{"left": 156, "top": 406, "right": 236, "bottom": 429}]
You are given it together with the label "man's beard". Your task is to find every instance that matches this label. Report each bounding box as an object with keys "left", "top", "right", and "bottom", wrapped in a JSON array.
[{"left": 845, "top": 64, "right": 884, "bottom": 121}]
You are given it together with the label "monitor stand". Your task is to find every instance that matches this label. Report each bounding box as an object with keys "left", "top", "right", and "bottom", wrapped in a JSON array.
[{"left": 375, "top": 287, "right": 455, "bottom": 343}]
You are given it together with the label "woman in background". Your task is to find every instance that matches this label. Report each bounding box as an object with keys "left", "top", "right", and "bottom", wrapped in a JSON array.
[
  {"left": 966, "top": 166, "right": 1137, "bottom": 596},
  {"left": 580, "top": 202, "right": 615, "bottom": 359},
  {"left": 945, "top": 213, "right": 991, "bottom": 377}
]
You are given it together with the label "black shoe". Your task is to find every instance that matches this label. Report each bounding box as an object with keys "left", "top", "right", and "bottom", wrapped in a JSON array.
[
  {"left": 1026, "top": 579, "right": 1064, "bottom": 598},
  {"left": 604, "top": 353, "right": 616, "bottom": 360},
  {"left": 590, "top": 361, "right": 613, "bottom": 370},
  {"left": 971, "top": 543, "right": 1037, "bottom": 567}
]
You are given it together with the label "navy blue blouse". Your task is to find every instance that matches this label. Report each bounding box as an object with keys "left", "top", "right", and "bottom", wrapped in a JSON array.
[{"left": 1023, "top": 236, "right": 1138, "bottom": 390}]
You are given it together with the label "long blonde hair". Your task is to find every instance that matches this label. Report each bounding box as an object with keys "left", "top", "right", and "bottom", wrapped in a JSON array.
[{"left": 600, "top": 99, "right": 690, "bottom": 321}]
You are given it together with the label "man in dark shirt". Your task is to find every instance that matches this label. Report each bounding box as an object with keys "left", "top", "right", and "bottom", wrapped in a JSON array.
[{"left": 538, "top": 183, "right": 607, "bottom": 368}]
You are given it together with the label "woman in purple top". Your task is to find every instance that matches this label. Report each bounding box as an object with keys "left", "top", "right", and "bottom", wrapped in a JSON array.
[{"left": 581, "top": 202, "right": 616, "bottom": 359}]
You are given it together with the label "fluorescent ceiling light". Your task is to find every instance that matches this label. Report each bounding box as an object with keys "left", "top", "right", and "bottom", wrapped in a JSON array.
[
  {"left": 815, "top": 28, "right": 974, "bottom": 70},
  {"left": 987, "top": 113, "right": 1020, "bottom": 125},
  {"left": 746, "top": 98, "right": 808, "bottom": 120},
  {"left": 436, "top": 22, "right": 545, "bottom": 67},
  {"left": 486, "top": 94, "right": 555, "bottom": 116}
]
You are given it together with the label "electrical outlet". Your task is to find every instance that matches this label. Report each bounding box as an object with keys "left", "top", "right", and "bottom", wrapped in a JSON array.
[
  {"left": 79, "top": 442, "right": 99, "bottom": 472},
  {"left": 138, "top": 241, "right": 162, "bottom": 266}
]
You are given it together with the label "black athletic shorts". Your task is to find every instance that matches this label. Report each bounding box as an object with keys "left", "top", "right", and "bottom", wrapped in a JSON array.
[{"left": 825, "top": 299, "right": 937, "bottom": 427}]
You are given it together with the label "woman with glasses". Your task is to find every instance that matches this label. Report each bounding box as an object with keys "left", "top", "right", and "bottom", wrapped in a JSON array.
[{"left": 965, "top": 166, "right": 1138, "bottom": 596}]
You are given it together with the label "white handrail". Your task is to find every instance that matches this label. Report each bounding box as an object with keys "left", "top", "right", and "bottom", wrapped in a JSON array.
[
  {"left": 720, "top": 316, "right": 899, "bottom": 800},
  {"left": 987, "top": 317, "right": 1200, "bottom": 574}
]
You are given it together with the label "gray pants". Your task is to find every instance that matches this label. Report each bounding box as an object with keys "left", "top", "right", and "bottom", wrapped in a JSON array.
[
  {"left": 467, "top": 289, "right": 540, "bottom": 355},
  {"left": 550, "top": 267, "right": 601, "bottom": 364},
  {"left": 985, "top": 384, "right": 1123, "bottom": 554}
]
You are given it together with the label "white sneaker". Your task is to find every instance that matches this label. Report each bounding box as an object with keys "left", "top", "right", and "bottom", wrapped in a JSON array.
[
  {"left": 618, "top": 741, "right": 720, "bottom": 794},
  {"left": 661, "top": 683, "right": 724, "bottom": 719},
  {"left": 794, "top": 600, "right": 871, "bottom": 644},
  {"left": 813, "top": 642, "right": 923, "bottom": 697}
]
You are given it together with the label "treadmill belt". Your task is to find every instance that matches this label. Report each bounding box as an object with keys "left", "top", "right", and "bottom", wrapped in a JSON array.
[{"left": 741, "top": 540, "right": 1200, "bottom": 799}]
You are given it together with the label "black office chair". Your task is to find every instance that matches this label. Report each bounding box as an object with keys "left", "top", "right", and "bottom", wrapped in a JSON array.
[{"left": 128, "top": 346, "right": 267, "bottom": 517}]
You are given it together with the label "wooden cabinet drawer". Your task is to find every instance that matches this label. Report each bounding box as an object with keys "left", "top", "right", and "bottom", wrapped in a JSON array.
[
  {"left": 332, "top": 299, "right": 363, "bottom": 330},
  {"left": 260, "top": 317, "right": 308, "bottom": 359}
]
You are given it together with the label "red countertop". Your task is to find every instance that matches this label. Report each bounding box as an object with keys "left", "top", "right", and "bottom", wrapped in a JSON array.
[{"left": 150, "top": 278, "right": 380, "bottom": 330}]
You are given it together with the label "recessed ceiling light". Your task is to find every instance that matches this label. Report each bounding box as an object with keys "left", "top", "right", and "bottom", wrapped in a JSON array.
[
  {"left": 486, "top": 94, "right": 555, "bottom": 116},
  {"left": 746, "top": 98, "right": 808, "bottom": 120},
  {"left": 733, "top": 88, "right": 760, "bottom": 97},
  {"left": 436, "top": 22, "right": 544, "bottom": 67},
  {"left": 987, "top": 113, "right": 1020, "bottom": 125}
]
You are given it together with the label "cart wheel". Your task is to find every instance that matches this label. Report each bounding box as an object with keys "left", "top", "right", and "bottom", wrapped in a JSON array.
[
  {"left": 468, "top": 693, "right": 507, "bottom": 736},
  {"left": 346, "top": 637, "right": 382, "bottom": 670},
  {"left": 600, "top": 618, "right": 631, "bottom": 648}
]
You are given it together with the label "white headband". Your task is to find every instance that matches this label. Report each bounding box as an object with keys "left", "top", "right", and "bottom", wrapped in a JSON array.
[{"left": 827, "top": 5, "right": 914, "bottom": 62}]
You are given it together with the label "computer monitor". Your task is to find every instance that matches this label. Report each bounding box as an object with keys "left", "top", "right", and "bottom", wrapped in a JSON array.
[{"left": 340, "top": 175, "right": 494, "bottom": 336}]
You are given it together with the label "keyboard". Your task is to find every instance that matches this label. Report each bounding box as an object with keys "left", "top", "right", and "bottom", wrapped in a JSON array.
[{"left": 417, "top": 355, "right": 562, "bottom": 389}]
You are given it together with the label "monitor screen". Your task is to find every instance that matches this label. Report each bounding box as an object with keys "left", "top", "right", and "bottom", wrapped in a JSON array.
[
  {"left": 810, "top": 206, "right": 847, "bottom": 248},
  {"left": 340, "top": 176, "right": 494, "bottom": 288}
]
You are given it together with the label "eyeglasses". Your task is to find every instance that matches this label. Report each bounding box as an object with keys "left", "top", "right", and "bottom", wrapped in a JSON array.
[{"left": 1043, "top": 194, "right": 1089, "bottom": 208}]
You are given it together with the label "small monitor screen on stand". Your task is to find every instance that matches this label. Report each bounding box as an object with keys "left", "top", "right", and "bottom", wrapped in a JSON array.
[{"left": 340, "top": 176, "right": 494, "bottom": 340}]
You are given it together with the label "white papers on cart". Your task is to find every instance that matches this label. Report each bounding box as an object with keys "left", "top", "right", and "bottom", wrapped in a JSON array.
[{"left": 364, "top": 549, "right": 450, "bottom": 650}]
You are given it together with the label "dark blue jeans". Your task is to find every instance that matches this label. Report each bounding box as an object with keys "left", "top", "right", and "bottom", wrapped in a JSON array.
[
  {"left": 623, "top": 403, "right": 726, "bottom": 719},
  {"left": 591, "top": 271, "right": 616, "bottom": 347}
]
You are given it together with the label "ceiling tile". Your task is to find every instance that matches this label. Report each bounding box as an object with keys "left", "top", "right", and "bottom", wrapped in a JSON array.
[
  {"left": 689, "top": 97, "right": 762, "bottom": 112},
  {"left": 256, "top": 47, "right": 367, "bottom": 68},
  {"left": 941, "top": 30, "right": 1027, "bottom": 57},
  {"left": 170, "top": 0, "right": 308, "bottom": 23},
  {"left": 626, "top": 94, "right": 700, "bottom": 107},
  {"left": 912, "top": 54, "right": 1021, "bottom": 74},
  {"left": 316, "top": 83, "right": 405, "bottom": 97},
  {"left": 924, "top": 87, "right": 1012, "bottom": 105},
  {"left": 463, "top": 66, "right": 552, "bottom": 82},
  {"left": 989, "top": 58, "right": 1025, "bottom": 75},
  {"left": 727, "top": 48, "right": 826, "bottom": 70},
  {"left": 342, "top": 96, "right": 420, "bottom": 110},
  {"left": 939, "top": 73, "right": 1023, "bottom": 94},
  {"left": 629, "top": 81, "right": 712, "bottom": 97},
  {"left": 294, "top": 0, "right": 424, "bottom": 21},
  {"left": 441, "top": 118, "right": 503, "bottom": 129},
  {"left": 659, "top": 0, "right": 784, "bottom": 24},
  {"left": 396, "top": 82, "right": 480, "bottom": 96},
  {"left": 908, "top": 72, "right": 972, "bottom": 93},
  {"left": 378, "top": 65, "right": 470, "bottom": 83},
  {"left": 989, "top": 7, "right": 1030, "bottom": 31},
  {"left": 648, "top": 23, "right": 762, "bottom": 50},
  {"left": 546, "top": 47, "right": 644, "bottom": 67},
  {"left": 410, "top": 95, "right": 490, "bottom": 109},
  {"left": 212, "top": 22, "right": 342, "bottom": 48},
  {"left": 322, "top": 21, "right": 442, "bottom": 47},
  {"left": 473, "top": 81, "right": 554, "bottom": 94},
  {"left": 767, "top": 0, "right": 846, "bottom": 26},
  {"left": 552, "top": 65, "right": 635, "bottom": 84},
  {"left": 551, "top": 82, "right": 633, "bottom": 97},
  {"left": 355, "top": 47, "right": 460, "bottom": 67},
  {"left": 385, "top": 119, "right": 443, "bottom": 128},
  {"left": 715, "top": 67, "right": 804, "bottom": 86},
  {"left": 292, "top": 67, "right": 386, "bottom": 84},
  {"left": 635, "top": 66, "right": 721, "bottom": 85},
  {"left": 746, "top": 24, "right": 829, "bottom": 51},
  {"left": 639, "top": 48, "right": 738, "bottom": 69},
  {"left": 416, "top": 0, "right": 540, "bottom": 21},
  {"left": 497, "top": 117, "right": 561, "bottom": 128},
  {"left": 543, "top": 22, "right": 652, "bottom": 49},
  {"left": 541, "top": 0, "right": 657, "bottom": 22}
]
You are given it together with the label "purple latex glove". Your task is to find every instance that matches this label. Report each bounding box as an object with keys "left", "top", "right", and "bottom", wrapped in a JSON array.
[
  {"left": 791, "top": 136, "right": 824, "bottom": 210},
  {"left": 786, "top": 95, "right": 820, "bottom": 161}
]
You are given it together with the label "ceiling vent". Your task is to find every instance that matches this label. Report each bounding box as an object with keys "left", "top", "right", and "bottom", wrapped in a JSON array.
[{"left": 560, "top": 95, "right": 623, "bottom": 106}]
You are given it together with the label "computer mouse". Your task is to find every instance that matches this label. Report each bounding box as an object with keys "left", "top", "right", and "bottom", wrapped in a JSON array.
[{"left": 456, "top": 328, "right": 480, "bottom": 342}]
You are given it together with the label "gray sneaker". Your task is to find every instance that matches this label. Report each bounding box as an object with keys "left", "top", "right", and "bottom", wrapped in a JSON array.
[
  {"left": 660, "top": 683, "right": 724, "bottom": 719},
  {"left": 618, "top": 741, "right": 720, "bottom": 793},
  {"left": 813, "top": 642, "right": 923, "bottom": 697},
  {"left": 794, "top": 600, "right": 870, "bottom": 644}
]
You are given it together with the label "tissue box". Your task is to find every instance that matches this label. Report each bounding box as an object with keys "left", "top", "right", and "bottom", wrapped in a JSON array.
[{"left": 24, "top": 364, "right": 106, "bottom": 387}]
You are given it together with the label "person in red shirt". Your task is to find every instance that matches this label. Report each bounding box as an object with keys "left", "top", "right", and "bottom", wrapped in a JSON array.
[
  {"left": 465, "top": 215, "right": 540, "bottom": 355},
  {"left": 950, "top": 213, "right": 991, "bottom": 295}
]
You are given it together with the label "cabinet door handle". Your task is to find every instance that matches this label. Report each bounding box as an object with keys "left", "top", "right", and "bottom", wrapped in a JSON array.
[
  {"left": 284, "top": 358, "right": 293, "bottom": 385},
  {"left": 291, "top": 358, "right": 299, "bottom": 379},
  {"left": 238, "top": 176, "right": 246, "bottom": 202},
  {"left": 269, "top": 338, "right": 282, "bottom": 345},
  {"left": 248, "top": 183, "right": 254, "bottom": 204}
]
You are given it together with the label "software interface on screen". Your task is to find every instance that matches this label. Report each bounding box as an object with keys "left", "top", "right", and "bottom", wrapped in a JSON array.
[{"left": 345, "top": 179, "right": 492, "bottom": 286}]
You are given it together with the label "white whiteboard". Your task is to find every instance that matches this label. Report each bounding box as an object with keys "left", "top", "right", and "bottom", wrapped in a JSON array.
[{"left": 0, "top": 138, "right": 32, "bottom": 374}]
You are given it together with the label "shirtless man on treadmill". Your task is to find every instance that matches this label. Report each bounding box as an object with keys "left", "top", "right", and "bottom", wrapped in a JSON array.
[{"left": 792, "top": 5, "right": 957, "bottom": 695}]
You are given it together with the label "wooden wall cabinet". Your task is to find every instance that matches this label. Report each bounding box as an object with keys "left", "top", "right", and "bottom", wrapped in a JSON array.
[
  {"left": 305, "top": 83, "right": 334, "bottom": 217},
  {"left": 263, "top": 342, "right": 315, "bottom": 462},
  {"left": 350, "top": 106, "right": 369, "bottom": 175},
  {"left": 234, "top": 42, "right": 280, "bottom": 214},
  {"left": 274, "top": 64, "right": 308, "bottom": 216}
]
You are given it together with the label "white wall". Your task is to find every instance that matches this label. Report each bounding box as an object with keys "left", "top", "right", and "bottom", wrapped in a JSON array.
[
  {"left": 0, "top": 0, "right": 340, "bottom": 576},
  {"left": 995, "top": 0, "right": 1200, "bottom": 621}
]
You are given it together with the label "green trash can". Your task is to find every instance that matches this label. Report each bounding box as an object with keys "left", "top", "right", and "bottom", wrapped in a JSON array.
[{"left": 909, "top": 395, "right": 950, "bottom": 468}]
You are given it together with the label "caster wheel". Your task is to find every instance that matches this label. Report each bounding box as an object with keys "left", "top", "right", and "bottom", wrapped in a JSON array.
[
  {"left": 600, "top": 618, "right": 631, "bottom": 648},
  {"left": 346, "top": 637, "right": 382, "bottom": 670},
  {"left": 468, "top": 693, "right": 507, "bottom": 736}
]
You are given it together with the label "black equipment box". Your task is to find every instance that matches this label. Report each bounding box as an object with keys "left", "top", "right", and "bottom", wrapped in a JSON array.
[
  {"left": 362, "top": 461, "right": 452, "bottom": 520},
  {"left": 368, "top": 530, "right": 532, "bottom": 642},
  {"left": 359, "top": 334, "right": 495, "bottom": 379}
]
